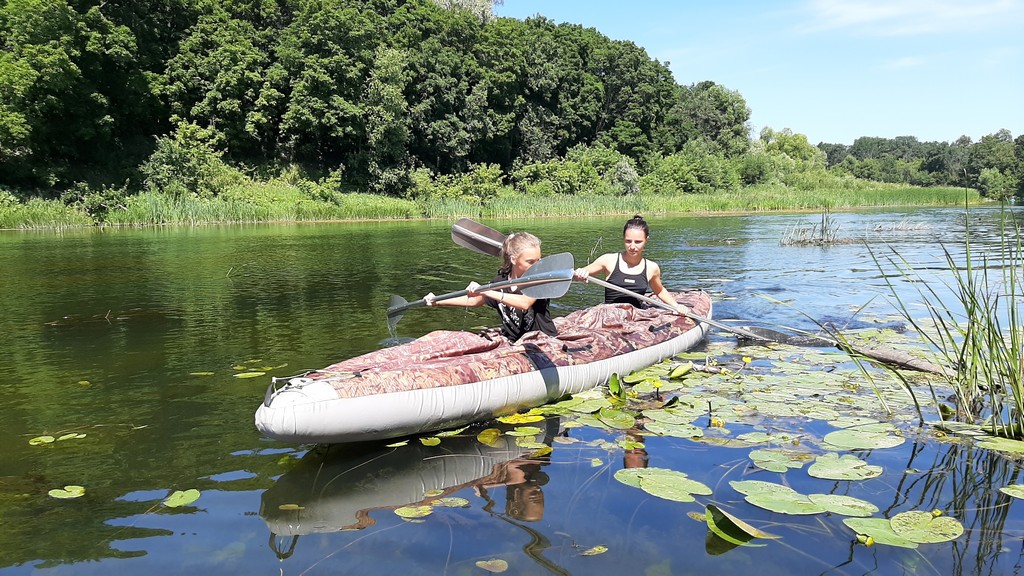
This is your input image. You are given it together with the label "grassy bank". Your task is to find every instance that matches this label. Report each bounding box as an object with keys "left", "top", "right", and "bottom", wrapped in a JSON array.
[{"left": 0, "top": 183, "right": 982, "bottom": 230}]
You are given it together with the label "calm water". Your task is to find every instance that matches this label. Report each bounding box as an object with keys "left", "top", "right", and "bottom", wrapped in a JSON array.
[{"left": 2, "top": 207, "right": 1023, "bottom": 575}]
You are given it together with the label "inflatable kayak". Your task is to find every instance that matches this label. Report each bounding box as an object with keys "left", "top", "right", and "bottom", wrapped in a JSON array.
[{"left": 255, "top": 290, "right": 712, "bottom": 444}]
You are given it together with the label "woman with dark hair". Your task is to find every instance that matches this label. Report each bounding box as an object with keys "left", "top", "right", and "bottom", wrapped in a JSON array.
[
  {"left": 424, "top": 231, "right": 557, "bottom": 341},
  {"left": 573, "top": 215, "right": 690, "bottom": 313}
]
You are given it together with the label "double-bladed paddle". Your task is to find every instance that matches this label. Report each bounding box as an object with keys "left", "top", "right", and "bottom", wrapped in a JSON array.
[
  {"left": 386, "top": 252, "right": 575, "bottom": 331},
  {"left": 449, "top": 218, "right": 773, "bottom": 342}
]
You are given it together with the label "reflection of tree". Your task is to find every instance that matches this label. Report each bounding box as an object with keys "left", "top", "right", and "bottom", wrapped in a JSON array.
[{"left": 824, "top": 439, "right": 1024, "bottom": 575}]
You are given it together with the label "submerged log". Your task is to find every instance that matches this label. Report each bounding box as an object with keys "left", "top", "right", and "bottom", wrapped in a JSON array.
[{"left": 840, "top": 344, "right": 952, "bottom": 377}]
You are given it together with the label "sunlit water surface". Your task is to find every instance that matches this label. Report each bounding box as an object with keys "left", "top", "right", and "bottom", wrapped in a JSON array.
[{"left": 2, "top": 206, "right": 1023, "bottom": 575}]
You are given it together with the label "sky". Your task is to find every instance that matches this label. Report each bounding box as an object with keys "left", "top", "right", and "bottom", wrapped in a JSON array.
[{"left": 494, "top": 0, "right": 1024, "bottom": 146}]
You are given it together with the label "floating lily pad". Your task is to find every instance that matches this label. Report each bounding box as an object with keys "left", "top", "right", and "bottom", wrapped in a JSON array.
[
  {"left": 509, "top": 425, "right": 543, "bottom": 436},
  {"left": 644, "top": 420, "right": 703, "bottom": 438},
  {"left": 234, "top": 371, "right": 266, "bottom": 379},
  {"left": 419, "top": 437, "right": 440, "bottom": 446},
  {"left": 614, "top": 467, "right": 711, "bottom": 502},
  {"left": 730, "top": 480, "right": 824, "bottom": 515},
  {"left": 808, "top": 452, "right": 883, "bottom": 480},
  {"left": 597, "top": 407, "right": 635, "bottom": 430},
  {"left": 435, "top": 426, "right": 469, "bottom": 437},
  {"left": 278, "top": 503, "right": 304, "bottom": 511},
  {"left": 395, "top": 505, "right": 433, "bottom": 519},
  {"left": 749, "top": 449, "right": 811, "bottom": 473},
  {"left": 669, "top": 362, "right": 694, "bottom": 378},
  {"left": 189, "top": 372, "right": 215, "bottom": 376},
  {"left": 843, "top": 518, "right": 918, "bottom": 549},
  {"left": 976, "top": 436, "right": 1024, "bottom": 453},
  {"left": 590, "top": 458, "right": 604, "bottom": 467},
  {"left": 705, "top": 504, "right": 779, "bottom": 542},
  {"left": 163, "top": 489, "right": 200, "bottom": 508},
  {"left": 497, "top": 411, "right": 545, "bottom": 424},
  {"left": 807, "top": 494, "right": 878, "bottom": 517},
  {"left": 57, "top": 432, "right": 87, "bottom": 441},
  {"left": 48, "top": 485, "right": 85, "bottom": 499},
  {"left": 999, "top": 484, "right": 1024, "bottom": 499},
  {"left": 431, "top": 497, "right": 470, "bottom": 508},
  {"left": 386, "top": 440, "right": 409, "bottom": 448},
  {"left": 580, "top": 545, "right": 608, "bottom": 556},
  {"left": 29, "top": 435, "right": 55, "bottom": 445},
  {"left": 476, "top": 559, "right": 508, "bottom": 573},
  {"left": 890, "top": 510, "right": 964, "bottom": 543},
  {"left": 822, "top": 426, "right": 905, "bottom": 450},
  {"left": 477, "top": 428, "right": 502, "bottom": 447}
]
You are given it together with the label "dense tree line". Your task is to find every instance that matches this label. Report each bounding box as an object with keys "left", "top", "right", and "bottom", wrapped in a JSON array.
[
  {"left": 818, "top": 130, "right": 1024, "bottom": 200},
  {"left": 1, "top": 0, "right": 1019, "bottom": 217},
  {"left": 1, "top": 0, "right": 749, "bottom": 200}
]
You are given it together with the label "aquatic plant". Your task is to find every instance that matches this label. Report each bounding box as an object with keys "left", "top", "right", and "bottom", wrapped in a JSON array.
[{"left": 872, "top": 205, "right": 1024, "bottom": 437}]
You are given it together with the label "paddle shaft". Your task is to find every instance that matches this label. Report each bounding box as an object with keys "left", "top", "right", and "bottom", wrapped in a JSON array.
[
  {"left": 582, "top": 276, "right": 770, "bottom": 342},
  {"left": 387, "top": 270, "right": 572, "bottom": 318}
]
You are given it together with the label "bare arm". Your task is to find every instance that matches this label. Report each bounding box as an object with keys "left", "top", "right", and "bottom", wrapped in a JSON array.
[
  {"left": 647, "top": 262, "right": 690, "bottom": 314},
  {"left": 574, "top": 253, "right": 616, "bottom": 281}
]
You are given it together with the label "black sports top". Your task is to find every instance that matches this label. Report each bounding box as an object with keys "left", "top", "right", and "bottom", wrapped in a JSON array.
[
  {"left": 486, "top": 270, "right": 558, "bottom": 341},
  {"left": 604, "top": 253, "right": 649, "bottom": 306}
]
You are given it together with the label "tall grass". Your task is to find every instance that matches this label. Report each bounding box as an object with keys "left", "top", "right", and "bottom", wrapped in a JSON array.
[
  {"left": 0, "top": 198, "right": 94, "bottom": 229},
  {"left": 872, "top": 206, "right": 1024, "bottom": 437}
]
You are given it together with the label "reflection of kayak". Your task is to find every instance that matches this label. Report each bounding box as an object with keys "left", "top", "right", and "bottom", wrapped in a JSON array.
[
  {"left": 260, "top": 418, "right": 560, "bottom": 536},
  {"left": 255, "top": 291, "right": 711, "bottom": 444}
]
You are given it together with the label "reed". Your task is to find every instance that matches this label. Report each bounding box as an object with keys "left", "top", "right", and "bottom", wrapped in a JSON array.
[
  {"left": 0, "top": 198, "right": 94, "bottom": 229},
  {"left": 871, "top": 206, "right": 1024, "bottom": 436}
]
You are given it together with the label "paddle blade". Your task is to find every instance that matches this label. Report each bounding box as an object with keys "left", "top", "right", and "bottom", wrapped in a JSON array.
[
  {"left": 514, "top": 252, "right": 575, "bottom": 299},
  {"left": 452, "top": 218, "right": 504, "bottom": 257},
  {"left": 386, "top": 294, "right": 408, "bottom": 331}
]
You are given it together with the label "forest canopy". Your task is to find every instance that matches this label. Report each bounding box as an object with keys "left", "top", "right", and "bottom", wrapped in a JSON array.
[{"left": 1, "top": 0, "right": 1020, "bottom": 220}]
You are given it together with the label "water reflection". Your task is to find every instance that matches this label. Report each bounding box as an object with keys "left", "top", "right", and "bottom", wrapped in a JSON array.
[{"left": 260, "top": 418, "right": 561, "bottom": 562}]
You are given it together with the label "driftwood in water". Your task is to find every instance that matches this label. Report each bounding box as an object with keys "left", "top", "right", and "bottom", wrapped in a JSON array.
[
  {"left": 840, "top": 344, "right": 952, "bottom": 377},
  {"left": 735, "top": 325, "right": 952, "bottom": 377}
]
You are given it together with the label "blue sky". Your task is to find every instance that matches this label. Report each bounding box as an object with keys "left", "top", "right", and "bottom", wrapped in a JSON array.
[{"left": 494, "top": 0, "right": 1024, "bottom": 146}]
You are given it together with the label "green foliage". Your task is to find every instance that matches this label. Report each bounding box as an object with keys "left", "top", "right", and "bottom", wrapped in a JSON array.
[
  {"left": 140, "top": 122, "right": 244, "bottom": 198},
  {"left": 639, "top": 141, "right": 739, "bottom": 194}
]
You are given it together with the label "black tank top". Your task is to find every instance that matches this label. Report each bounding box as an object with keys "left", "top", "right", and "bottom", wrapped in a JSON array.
[
  {"left": 605, "top": 253, "right": 649, "bottom": 306},
  {"left": 486, "top": 270, "right": 558, "bottom": 341}
]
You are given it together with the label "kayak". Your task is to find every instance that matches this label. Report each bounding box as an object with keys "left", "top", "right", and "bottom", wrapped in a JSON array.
[{"left": 255, "top": 290, "right": 712, "bottom": 444}]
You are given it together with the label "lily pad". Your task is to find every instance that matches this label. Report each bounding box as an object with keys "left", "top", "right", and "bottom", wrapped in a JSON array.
[
  {"left": 163, "top": 488, "right": 200, "bottom": 508},
  {"left": 822, "top": 426, "right": 905, "bottom": 450},
  {"left": 476, "top": 428, "right": 503, "bottom": 447},
  {"left": 476, "top": 559, "right": 508, "bottom": 573},
  {"left": 48, "top": 485, "right": 85, "bottom": 499},
  {"left": 614, "top": 467, "right": 712, "bottom": 502},
  {"left": 580, "top": 545, "right": 608, "bottom": 556},
  {"left": 999, "top": 484, "right": 1024, "bottom": 499},
  {"left": 749, "top": 449, "right": 810, "bottom": 473},
  {"left": 419, "top": 437, "right": 441, "bottom": 446},
  {"left": 233, "top": 371, "right": 266, "bottom": 379},
  {"left": 807, "top": 494, "right": 878, "bottom": 517},
  {"left": 497, "top": 411, "right": 545, "bottom": 424},
  {"left": 807, "top": 452, "right": 883, "bottom": 480},
  {"left": 706, "top": 504, "right": 780, "bottom": 541},
  {"left": 890, "top": 510, "right": 964, "bottom": 543},
  {"left": 29, "top": 435, "right": 55, "bottom": 445},
  {"left": 976, "top": 436, "right": 1024, "bottom": 453},
  {"left": 644, "top": 420, "right": 703, "bottom": 438},
  {"left": 395, "top": 505, "right": 433, "bottom": 519},
  {"left": 844, "top": 517, "right": 919, "bottom": 548},
  {"left": 431, "top": 497, "right": 470, "bottom": 508},
  {"left": 597, "top": 407, "right": 635, "bottom": 430}
]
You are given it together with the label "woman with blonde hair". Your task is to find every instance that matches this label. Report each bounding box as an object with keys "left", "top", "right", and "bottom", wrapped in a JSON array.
[{"left": 425, "top": 232, "right": 557, "bottom": 341}]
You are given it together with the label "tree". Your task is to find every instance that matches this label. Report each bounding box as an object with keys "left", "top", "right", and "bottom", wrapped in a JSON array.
[
  {"left": 667, "top": 81, "right": 751, "bottom": 158},
  {"left": 760, "top": 127, "right": 825, "bottom": 167}
]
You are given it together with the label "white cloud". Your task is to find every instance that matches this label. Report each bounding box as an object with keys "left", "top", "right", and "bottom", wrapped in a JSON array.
[{"left": 801, "top": 0, "right": 1024, "bottom": 36}]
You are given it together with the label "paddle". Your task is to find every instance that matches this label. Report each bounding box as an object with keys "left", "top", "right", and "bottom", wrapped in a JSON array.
[
  {"left": 386, "top": 252, "right": 575, "bottom": 331},
  {"left": 449, "top": 218, "right": 772, "bottom": 342}
]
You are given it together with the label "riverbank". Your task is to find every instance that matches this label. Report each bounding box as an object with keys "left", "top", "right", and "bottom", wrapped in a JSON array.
[{"left": 0, "top": 183, "right": 981, "bottom": 230}]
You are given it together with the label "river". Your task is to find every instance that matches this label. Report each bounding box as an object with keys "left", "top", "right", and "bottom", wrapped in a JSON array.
[{"left": 1, "top": 206, "right": 1021, "bottom": 575}]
